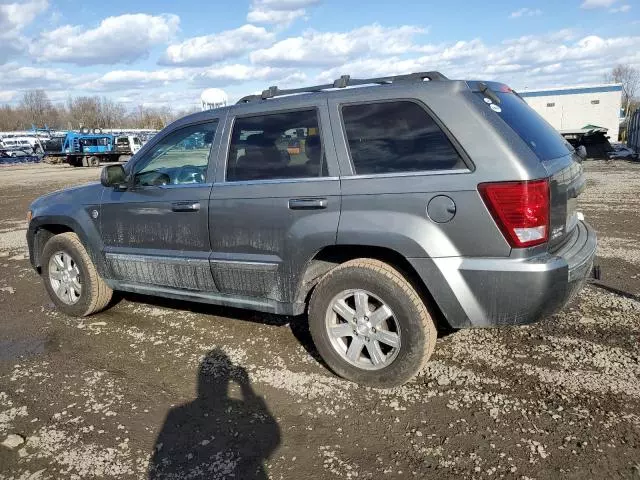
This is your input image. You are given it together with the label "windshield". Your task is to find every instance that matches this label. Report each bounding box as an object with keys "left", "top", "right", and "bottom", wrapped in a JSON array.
[{"left": 475, "top": 90, "right": 573, "bottom": 162}]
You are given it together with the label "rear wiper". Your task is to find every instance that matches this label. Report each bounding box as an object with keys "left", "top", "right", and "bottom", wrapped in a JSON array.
[{"left": 478, "top": 82, "right": 501, "bottom": 105}]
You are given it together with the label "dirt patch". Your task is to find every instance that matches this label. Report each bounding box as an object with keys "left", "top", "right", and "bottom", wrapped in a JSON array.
[{"left": 0, "top": 162, "right": 639, "bottom": 479}]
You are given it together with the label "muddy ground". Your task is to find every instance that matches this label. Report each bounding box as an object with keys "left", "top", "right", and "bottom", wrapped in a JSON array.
[{"left": 0, "top": 161, "right": 639, "bottom": 479}]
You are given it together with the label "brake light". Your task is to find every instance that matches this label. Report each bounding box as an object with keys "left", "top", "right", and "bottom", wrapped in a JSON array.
[{"left": 478, "top": 179, "right": 549, "bottom": 248}]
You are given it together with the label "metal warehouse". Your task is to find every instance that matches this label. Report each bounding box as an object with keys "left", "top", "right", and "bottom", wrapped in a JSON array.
[{"left": 520, "top": 84, "right": 623, "bottom": 141}]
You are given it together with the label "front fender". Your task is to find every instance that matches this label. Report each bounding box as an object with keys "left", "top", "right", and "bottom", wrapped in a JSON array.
[{"left": 28, "top": 211, "right": 106, "bottom": 278}]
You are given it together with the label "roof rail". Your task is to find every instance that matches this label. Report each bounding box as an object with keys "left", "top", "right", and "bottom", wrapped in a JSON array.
[{"left": 236, "top": 71, "right": 448, "bottom": 104}]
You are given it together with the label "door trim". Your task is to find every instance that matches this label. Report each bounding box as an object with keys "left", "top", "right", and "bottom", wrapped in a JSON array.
[
  {"left": 105, "top": 252, "right": 211, "bottom": 265},
  {"left": 210, "top": 259, "right": 279, "bottom": 270}
]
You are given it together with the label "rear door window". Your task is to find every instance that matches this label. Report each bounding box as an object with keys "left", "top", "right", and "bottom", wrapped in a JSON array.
[
  {"left": 226, "top": 109, "right": 326, "bottom": 182},
  {"left": 341, "top": 101, "right": 466, "bottom": 175},
  {"left": 478, "top": 91, "right": 572, "bottom": 162}
]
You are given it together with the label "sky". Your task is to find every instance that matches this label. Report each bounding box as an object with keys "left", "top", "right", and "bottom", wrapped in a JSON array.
[{"left": 0, "top": 0, "right": 638, "bottom": 110}]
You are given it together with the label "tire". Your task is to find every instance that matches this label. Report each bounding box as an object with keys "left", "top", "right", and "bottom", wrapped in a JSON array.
[
  {"left": 88, "top": 156, "right": 100, "bottom": 167},
  {"left": 41, "top": 232, "right": 113, "bottom": 317},
  {"left": 308, "top": 259, "right": 437, "bottom": 388}
]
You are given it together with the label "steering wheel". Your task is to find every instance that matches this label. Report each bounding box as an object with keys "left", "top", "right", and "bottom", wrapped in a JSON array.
[{"left": 175, "top": 165, "right": 205, "bottom": 184}]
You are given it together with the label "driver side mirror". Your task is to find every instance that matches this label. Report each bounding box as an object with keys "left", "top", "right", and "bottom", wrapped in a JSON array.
[{"left": 100, "top": 164, "right": 127, "bottom": 189}]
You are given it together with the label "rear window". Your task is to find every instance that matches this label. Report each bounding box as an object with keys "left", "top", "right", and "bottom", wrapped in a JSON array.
[
  {"left": 341, "top": 101, "right": 466, "bottom": 175},
  {"left": 480, "top": 91, "right": 572, "bottom": 162}
]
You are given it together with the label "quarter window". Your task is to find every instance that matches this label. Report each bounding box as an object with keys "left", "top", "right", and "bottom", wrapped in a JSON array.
[
  {"left": 134, "top": 121, "right": 217, "bottom": 187},
  {"left": 341, "top": 101, "right": 465, "bottom": 175},
  {"left": 226, "top": 109, "right": 326, "bottom": 182}
]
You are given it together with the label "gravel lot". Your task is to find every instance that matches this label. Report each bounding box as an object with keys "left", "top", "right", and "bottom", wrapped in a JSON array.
[{"left": 0, "top": 161, "right": 639, "bottom": 479}]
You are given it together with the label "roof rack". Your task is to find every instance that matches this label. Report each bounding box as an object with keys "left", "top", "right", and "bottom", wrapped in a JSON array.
[{"left": 236, "top": 71, "right": 448, "bottom": 104}]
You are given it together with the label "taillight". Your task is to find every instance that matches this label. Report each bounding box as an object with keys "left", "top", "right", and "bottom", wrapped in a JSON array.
[{"left": 478, "top": 179, "right": 549, "bottom": 248}]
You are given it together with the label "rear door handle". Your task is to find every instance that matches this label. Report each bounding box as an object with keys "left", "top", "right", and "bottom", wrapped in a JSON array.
[
  {"left": 171, "top": 201, "right": 200, "bottom": 212},
  {"left": 288, "top": 198, "right": 328, "bottom": 210}
]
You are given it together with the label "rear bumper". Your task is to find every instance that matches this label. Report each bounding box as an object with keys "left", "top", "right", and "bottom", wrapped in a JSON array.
[{"left": 409, "top": 220, "right": 597, "bottom": 328}]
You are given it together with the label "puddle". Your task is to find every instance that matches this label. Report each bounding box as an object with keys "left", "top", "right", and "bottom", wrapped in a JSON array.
[{"left": 0, "top": 334, "right": 58, "bottom": 362}]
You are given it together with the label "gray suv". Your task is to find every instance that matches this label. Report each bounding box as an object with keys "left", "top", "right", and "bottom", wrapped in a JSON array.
[{"left": 27, "top": 72, "right": 597, "bottom": 387}]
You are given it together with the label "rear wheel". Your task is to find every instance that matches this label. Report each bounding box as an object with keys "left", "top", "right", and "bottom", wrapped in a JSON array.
[
  {"left": 41, "top": 232, "right": 113, "bottom": 317},
  {"left": 88, "top": 156, "right": 100, "bottom": 167},
  {"left": 308, "top": 259, "right": 436, "bottom": 388}
]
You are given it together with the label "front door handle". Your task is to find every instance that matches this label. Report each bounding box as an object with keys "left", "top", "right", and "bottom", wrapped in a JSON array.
[
  {"left": 288, "top": 198, "right": 328, "bottom": 210},
  {"left": 171, "top": 201, "right": 200, "bottom": 212}
]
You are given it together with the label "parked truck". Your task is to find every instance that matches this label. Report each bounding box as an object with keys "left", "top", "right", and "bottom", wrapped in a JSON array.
[
  {"left": 114, "top": 135, "right": 143, "bottom": 156},
  {"left": 44, "top": 129, "right": 122, "bottom": 167}
]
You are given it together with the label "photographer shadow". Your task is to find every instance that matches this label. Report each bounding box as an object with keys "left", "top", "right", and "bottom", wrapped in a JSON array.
[{"left": 149, "top": 349, "right": 280, "bottom": 479}]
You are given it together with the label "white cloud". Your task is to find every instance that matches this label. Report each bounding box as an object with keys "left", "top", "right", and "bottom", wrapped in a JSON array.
[
  {"left": 510, "top": 8, "right": 542, "bottom": 18},
  {"left": 610, "top": 4, "right": 631, "bottom": 12},
  {"left": 84, "top": 64, "right": 301, "bottom": 92},
  {"left": 0, "top": 0, "right": 48, "bottom": 32},
  {"left": 0, "top": 62, "right": 91, "bottom": 90},
  {"left": 160, "top": 25, "right": 274, "bottom": 67},
  {"left": 315, "top": 30, "right": 640, "bottom": 90},
  {"left": 580, "top": 0, "right": 617, "bottom": 8},
  {"left": 0, "top": 89, "right": 17, "bottom": 102},
  {"left": 193, "top": 64, "right": 298, "bottom": 85},
  {"left": 87, "top": 69, "right": 191, "bottom": 91},
  {"left": 250, "top": 24, "right": 428, "bottom": 67},
  {"left": 107, "top": 88, "right": 204, "bottom": 111},
  {"left": 31, "top": 13, "right": 180, "bottom": 66},
  {"left": 247, "top": 0, "right": 320, "bottom": 26},
  {"left": 4, "top": 19, "right": 640, "bottom": 110},
  {"left": 0, "top": 0, "right": 48, "bottom": 63}
]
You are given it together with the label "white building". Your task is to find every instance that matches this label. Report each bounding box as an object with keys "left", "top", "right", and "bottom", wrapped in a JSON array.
[{"left": 520, "top": 84, "right": 623, "bottom": 141}]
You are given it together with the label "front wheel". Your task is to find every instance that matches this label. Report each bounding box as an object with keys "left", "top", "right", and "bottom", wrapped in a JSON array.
[
  {"left": 41, "top": 232, "right": 113, "bottom": 317},
  {"left": 308, "top": 259, "right": 436, "bottom": 388}
]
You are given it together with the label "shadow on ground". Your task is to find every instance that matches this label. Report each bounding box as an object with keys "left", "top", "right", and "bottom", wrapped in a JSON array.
[
  {"left": 148, "top": 349, "right": 281, "bottom": 479},
  {"left": 119, "top": 291, "right": 328, "bottom": 364},
  {"left": 119, "top": 291, "right": 457, "bottom": 362}
]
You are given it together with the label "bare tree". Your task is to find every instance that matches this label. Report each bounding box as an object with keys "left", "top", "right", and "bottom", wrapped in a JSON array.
[
  {"left": 605, "top": 64, "right": 639, "bottom": 110},
  {"left": 606, "top": 64, "right": 640, "bottom": 141},
  {"left": 99, "top": 97, "right": 127, "bottom": 129},
  {"left": 0, "top": 105, "right": 26, "bottom": 131},
  {"left": 67, "top": 96, "right": 103, "bottom": 128},
  {"left": 1, "top": 90, "right": 197, "bottom": 131},
  {"left": 20, "top": 90, "right": 56, "bottom": 128}
]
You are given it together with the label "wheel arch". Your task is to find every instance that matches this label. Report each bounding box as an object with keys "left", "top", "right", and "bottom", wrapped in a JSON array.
[
  {"left": 296, "top": 244, "right": 449, "bottom": 329},
  {"left": 29, "top": 216, "right": 106, "bottom": 278}
]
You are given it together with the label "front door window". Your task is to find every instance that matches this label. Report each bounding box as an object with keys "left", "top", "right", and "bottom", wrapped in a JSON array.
[{"left": 134, "top": 122, "right": 218, "bottom": 187}]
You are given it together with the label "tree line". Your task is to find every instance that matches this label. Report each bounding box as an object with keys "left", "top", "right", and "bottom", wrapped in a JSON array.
[
  {"left": 605, "top": 64, "right": 640, "bottom": 142},
  {"left": 1, "top": 66, "right": 637, "bottom": 134},
  {"left": 0, "top": 90, "right": 199, "bottom": 132}
]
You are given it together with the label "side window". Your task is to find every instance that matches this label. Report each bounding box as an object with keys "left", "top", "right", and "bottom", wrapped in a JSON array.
[
  {"left": 134, "top": 121, "right": 217, "bottom": 187},
  {"left": 226, "top": 109, "right": 326, "bottom": 182},
  {"left": 341, "top": 101, "right": 465, "bottom": 175}
]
